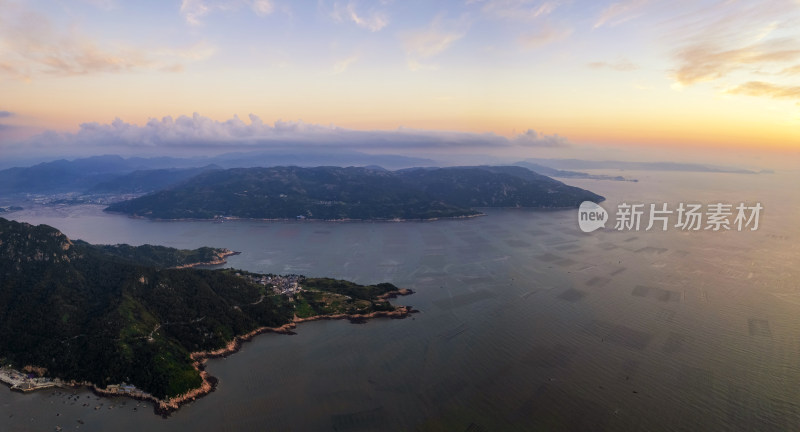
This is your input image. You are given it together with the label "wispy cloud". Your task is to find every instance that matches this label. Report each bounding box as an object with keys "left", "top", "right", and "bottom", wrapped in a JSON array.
[
  {"left": 665, "top": 0, "right": 800, "bottom": 97},
  {"left": 518, "top": 24, "right": 571, "bottom": 49},
  {"left": 180, "top": 0, "right": 278, "bottom": 25},
  {"left": 673, "top": 39, "right": 800, "bottom": 85},
  {"left": 0, "top": 2, "right": 215, "bottom": 80},
  {"left": 473, "top": 0, "right": 559, "bottom": 22},
  {"left": 11, "top": 113, "right": 568, "bottom": 156},
  {"left": 252, "top": 0, "right": 274, "bottom": 16},
  {"left": 330, "top": 1, "right": 388, "bottom": 31},
  {"left": 593, "top": 0, "right": 648, "bottom": 29},
  {"left": 513, "top": 129, "right": 569, "bottom": 147},
  {"left": 402, "top": 19, "right": 466, "bottom": 59},
  {"left": 0, "top": 3, "right": 145, "bottom": 78},
  {"left": 400, "top": 15, "right": 468, "bottom": 70},
  {"left": 779, "top": 64, "right": 800, "bottom": 75},
  {"left": 180, "top": 0, "right": 212, "bottom": 26},
  {"left": 726, "top": 81, "right": 800, "bottom": 100},
  {"left": 0, "top": 111, "right": 13, "bottom": 118},
  {"left": 587, "top": 58, "right": 639, "bottom": 71},
  {"left": 403, "top": 30, "right": 463, "bottom": 58}
]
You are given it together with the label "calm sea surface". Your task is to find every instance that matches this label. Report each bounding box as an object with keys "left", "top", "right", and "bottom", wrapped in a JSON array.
[{"left": 2, "top": 171, "right": 800, "bottom": 431}]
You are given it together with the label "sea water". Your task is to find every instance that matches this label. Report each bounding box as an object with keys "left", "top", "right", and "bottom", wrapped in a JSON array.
[{"left": 2, "top": 171, "right": 799, "bottom": 431}]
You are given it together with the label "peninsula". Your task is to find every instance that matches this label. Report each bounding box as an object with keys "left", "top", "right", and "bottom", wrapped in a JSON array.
[{"left": 0, "top": 217, "right": 414, "bottom": 415}]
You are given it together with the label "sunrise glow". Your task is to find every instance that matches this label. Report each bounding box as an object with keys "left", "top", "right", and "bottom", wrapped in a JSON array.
[{"left": 1, "top": 0, "right": 799, "bottom": 164}]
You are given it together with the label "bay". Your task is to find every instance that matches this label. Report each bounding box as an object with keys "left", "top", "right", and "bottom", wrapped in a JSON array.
[{"left": 2, "top": 171, "right": 800, "bottom": 431}]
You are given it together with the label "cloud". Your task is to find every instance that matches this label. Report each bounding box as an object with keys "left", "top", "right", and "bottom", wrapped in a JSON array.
[
  {"left": 512, "top": 129, "right": 569, "bottom": 147},
  {"left": 518, "top": 24, "right": 571, "bottom": 49},
  {"left": 587, "top": 59, "right": 639, "bottom": 71},
  {"left": 400, "top": 15, "right": 468, "bottom": 70},
  {"left": 0, "top": 4, "right": 147, "bottom": 78},
  {"left": 780, "top": 64, "right": 800, "bottom": 75},
  {"left": 672, "top": 39, "right": 800, "bottom": 85},
  {"left": 13, "top": 113, "right": 568, "bottom": 156},
  {"left": 180, "top": 0, "right": 277, "bottom": 25},
  {"left": 593, "top": 0, "right": 648, "bottom": 29},
  {"left": 0, "top": 111, "right": 13, "bottom": 118},
  {"left": 329, "top": 2, "right": 389, "bottom": 31},
  {"left": 473, "top": 0, "right": 559, "bottom": 22},
  {"left": 403, "top": 30, "right": 463, "bottom": 58},
  {"left": 665, "top": 0, "right": 800, "bottom": 93},
  {"left": 0, "top": 2, "right": 215, "bottom": 79},
  {"left": 180, "top": 0, "right": 211, "bottom": 26},
  {"left": 252, "top": 0, "right": 274, "bottom": 16},
  {"left": 470, "top": 1, "right": 568, "bottom": 50},
  {"left": 726, "top": 81, "right": 800, "bottom": 100}
]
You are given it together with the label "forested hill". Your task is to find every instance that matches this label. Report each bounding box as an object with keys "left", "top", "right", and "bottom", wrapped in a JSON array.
[
  {"left": 105, "top": 165, "right": 604, "bottom": 220},
  {"left": 0, "top": 218, "right": 403, "bottom": 400}
]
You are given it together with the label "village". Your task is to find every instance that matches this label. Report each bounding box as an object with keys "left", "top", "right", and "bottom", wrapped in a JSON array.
[
  {"left": 242, "top": 272, "right": 304, "bottom": 296},
  {"left": 1, "top": 365, "right": 155, "bottom": 403}
]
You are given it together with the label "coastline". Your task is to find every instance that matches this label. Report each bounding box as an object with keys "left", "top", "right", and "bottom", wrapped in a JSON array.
[
  {"left": 171, "top": 249, "right": 240, "bottom": 269},
  {"left": 140, "top": 303, "right": 417, "bottom": 416},
  {"left": 3, "top": 295, "right": 416, "bottom": 417},
  {"left": 103, "top": 210, "right": 485, "bottom": 223},
  {"left": 377, "top": 288, "right": 414, "bottom": 299},
  {"left": 103, "top": 201, "right": 604, "bottom": 223}
]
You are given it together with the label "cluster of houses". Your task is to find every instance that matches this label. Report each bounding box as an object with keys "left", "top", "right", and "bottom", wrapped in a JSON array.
[{"left": 247, "top": 273, "right": 304, "bottom": 296}]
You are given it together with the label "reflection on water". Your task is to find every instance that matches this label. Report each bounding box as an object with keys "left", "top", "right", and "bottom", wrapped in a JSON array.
[{"left": 2, "top": 171, "right": 800, "bottom": 431}]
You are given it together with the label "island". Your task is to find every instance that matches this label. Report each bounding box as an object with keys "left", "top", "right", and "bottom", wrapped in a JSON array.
[
  {"left": 0, "top": 217, "right": 414, "bottom": 415},
  {"left": 104, "top": 165, "right": 604, "bottom": 220}
]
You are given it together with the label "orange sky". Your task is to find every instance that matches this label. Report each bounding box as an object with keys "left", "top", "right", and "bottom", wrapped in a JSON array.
[{"left": 1, "top": 0, "right": 799, "bottom": 166}]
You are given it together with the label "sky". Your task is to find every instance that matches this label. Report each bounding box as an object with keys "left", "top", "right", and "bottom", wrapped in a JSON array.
[{"left": 1, "top": 0, "right": 799, "bottom": 168}]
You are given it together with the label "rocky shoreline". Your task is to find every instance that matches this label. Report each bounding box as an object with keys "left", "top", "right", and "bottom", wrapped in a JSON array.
[
  {"left": 147, "top": 302, "right": 416, "bottom": 416},
  {"left": 15, "top": 291, "right": 416, "bottom": 417}
]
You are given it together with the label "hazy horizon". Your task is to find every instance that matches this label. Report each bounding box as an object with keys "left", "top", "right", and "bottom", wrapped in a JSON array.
[{"left": 1, "top": 1, "right": 799, "bottom": 169}]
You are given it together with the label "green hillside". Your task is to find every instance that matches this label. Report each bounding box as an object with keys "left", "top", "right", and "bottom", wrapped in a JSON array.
[{"left": 105, "top": 165, "right": 604, "bottom": 220}]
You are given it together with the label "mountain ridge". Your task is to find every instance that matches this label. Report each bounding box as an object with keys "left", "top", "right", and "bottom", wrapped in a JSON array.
[{"left": 105, "top": 165, "right": 604, "bottom": 220}]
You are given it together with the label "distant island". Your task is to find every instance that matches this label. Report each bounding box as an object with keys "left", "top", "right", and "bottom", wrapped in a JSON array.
[
  {"left": 0, "top": 217, "right": 414, "bottom": 415},
  {"left": 520, "top": 158, "right": 762, "bottom": 174},
  {"left": 105, "top": 165, "right": 604, "bottom": 220},
  {"left": 512, "top": 161, "right": 638, "bottom": 182},
  {"left": 0, "top": 153, "right": 436, "bottom": 195},
  {"left": 0, "top": 154, "right": 767, "bottom": 200}
]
